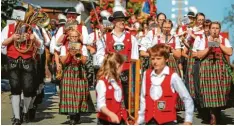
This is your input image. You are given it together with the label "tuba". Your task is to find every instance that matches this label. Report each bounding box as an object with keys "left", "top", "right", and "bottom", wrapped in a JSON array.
[
  {"left": 13, "top": 3, "right": 49, "bottom": 54},
  {"left": 14, "top": 23, "right": 34, "bottom": 53},
  {"left": 14, "top": 3, "right": 35, "bottom": 53}
]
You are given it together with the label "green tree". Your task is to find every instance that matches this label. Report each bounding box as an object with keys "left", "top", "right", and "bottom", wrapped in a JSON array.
[
  {"left": 1, "top": 0, "right": 18, "bottom": 30},
  {"left": 222, "top": 4, "right": 234, "bottom": 44}
]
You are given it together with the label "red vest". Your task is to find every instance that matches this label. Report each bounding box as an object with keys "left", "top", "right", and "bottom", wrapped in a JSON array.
[
  {"left": 7, "top": 23, "right": 34, "bottom": 59},
  {"left": 130, "top": 30, "right": 137, "bottom": 36},
  {"left": 145, "top": 69, "right": 178, "bottom": 124},
  {"left": 157, "top": 35, "right": 176, "bottom": 49},
  {"left": 105, "top": 32, "right": 132, "bottom": 71},
  {"left": 97, "top": 78, "right": 128, "bottom": 122}
]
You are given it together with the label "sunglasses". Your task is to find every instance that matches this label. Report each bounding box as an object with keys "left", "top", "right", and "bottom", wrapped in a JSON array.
[
  {"left": 66, "top": 14, "right": 77, "bottom": 19},
  {"left": 114, "top": 18, "right": 125, "bottom": 22}
]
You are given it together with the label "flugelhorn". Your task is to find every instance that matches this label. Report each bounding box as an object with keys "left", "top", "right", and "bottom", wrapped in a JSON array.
[{"left": 68, "top": 42, "right": 82, "bottom": 60}]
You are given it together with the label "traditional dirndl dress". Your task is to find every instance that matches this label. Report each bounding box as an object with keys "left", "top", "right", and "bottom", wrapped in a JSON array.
[
  {"left": 199, "top": 49, "right": 232, "bottom": 108},
  {"left": 185, "top": 49, "right": 196, "bottom": 98},
  {"left": 167, "top": 54, "right": 181, "bottom": 77},
  {"left": 59, "top": 56, "right": 89, "bottom": 114}
]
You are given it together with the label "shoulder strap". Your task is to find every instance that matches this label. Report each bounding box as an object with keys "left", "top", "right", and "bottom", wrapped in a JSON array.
[
  {"left": 157, "top": 35, "right": 161, "bottom": 44},
  {"left": 205, "top": 37, "right": 208, "bottom": 48},
  {"left": 77, "top": 25, "right": 83, "bottom": 34},
  {"left": 8, "top": 23, "right": 15, "bottom": 38},
  {"left": 105, "top": 32, "right": 112, "bottom": 53},
  {"left": 152, "top": 29, "right": 155, "bottom": 36},
  {"left": 221, "top": 37, "right": 225, "bottom": 45},
  {"left": 145, "top": 69, "right": 153, "bottom": 95}
]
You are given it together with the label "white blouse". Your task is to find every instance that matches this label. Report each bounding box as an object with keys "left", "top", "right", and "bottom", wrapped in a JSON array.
[{"left": 194, "top": 35, "right": 232, "bottom": 51}]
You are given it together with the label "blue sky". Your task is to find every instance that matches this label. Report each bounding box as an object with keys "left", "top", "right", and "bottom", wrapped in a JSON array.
[{"left": 157, "top": 0, "right": 234, "bottom": 61}]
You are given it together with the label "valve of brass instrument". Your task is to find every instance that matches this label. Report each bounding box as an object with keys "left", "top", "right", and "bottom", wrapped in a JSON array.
[
  {"left": 15, "top": 24, "right": 32, "bottom": 43},
  {"left": 14, "top": 23, "right": 34, "bottom": 53}
]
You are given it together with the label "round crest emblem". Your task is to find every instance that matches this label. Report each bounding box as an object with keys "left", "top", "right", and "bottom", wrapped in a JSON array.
[
  {"left": 157, "top": 101, "right": 166, "bottom": 110},
  {"left": 113, "top": 44, "right": 124, "bottom": 52}
]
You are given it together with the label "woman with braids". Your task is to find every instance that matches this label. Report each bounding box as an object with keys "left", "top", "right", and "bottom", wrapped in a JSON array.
[
  {"left": 59, "top": 29, "right": 89, "bottom": 125},
  {"left": 196, "top": 22, "right": 233, "bottom": 124}
]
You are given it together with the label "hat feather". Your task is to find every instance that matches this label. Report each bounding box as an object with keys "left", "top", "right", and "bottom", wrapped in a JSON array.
[
  {"left": 113, "top": 5, "right": 126, "bottom": 14},
  {"left": 75, "top": 2, "right": 84, "bottom": 14},
  {"left": 189, "top": 6, "right": 198, "bottom": 15},
  {"left": 58, "top": 14, "right": 67, "bottom": 21},
  {"left": 100, "top": 10, "right": 111, "bottom": 18}
]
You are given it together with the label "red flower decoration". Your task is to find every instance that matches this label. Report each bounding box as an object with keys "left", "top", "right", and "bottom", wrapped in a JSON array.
[
  {"left": 128, "top": 8, "right": 133, "bottom": 14},
  {"left": 89, "top": 1, "right": 114, "bottom": 29}
]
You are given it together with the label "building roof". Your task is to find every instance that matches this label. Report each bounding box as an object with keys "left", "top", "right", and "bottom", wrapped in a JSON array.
[{"left": 23, "top": 0, "right": 98, "bottom": 8}]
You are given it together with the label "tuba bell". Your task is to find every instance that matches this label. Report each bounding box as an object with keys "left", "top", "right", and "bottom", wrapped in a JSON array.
[{"left": 36, "top": 12, "right": 51, "bottom": 28}]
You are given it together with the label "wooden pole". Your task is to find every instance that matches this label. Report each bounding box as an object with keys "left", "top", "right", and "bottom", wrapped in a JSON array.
[
  {"left": 128, "top": 61, "right": 132, "bottom": 114},
  {"left": 134, "top": 59, "right": 140, "bottom": 120}
]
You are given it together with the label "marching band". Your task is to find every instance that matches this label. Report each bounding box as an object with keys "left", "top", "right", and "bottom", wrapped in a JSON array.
[{"left": 1, "top": 0, "right": 234, "bottom": 125}]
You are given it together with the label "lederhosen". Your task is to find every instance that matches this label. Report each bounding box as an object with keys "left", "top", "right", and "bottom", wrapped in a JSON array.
[
  {"left": 105, "top": 32, "right": 132, "bottom": 109},
  {"left": 199, "top": 37, "right": 232, "bottom": 108},
  {"left": 7, "top": 23, "right": 36, "bottom": 97}
]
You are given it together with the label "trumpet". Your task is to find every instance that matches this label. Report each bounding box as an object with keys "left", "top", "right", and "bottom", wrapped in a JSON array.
[
  {"left": 74, "top": 53, "right": 82, "bottom": 60},
  {"left": 68, "top": 42, "right": 82, "bottom": 60}
]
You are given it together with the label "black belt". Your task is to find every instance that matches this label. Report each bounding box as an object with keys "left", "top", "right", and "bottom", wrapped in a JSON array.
[{"left": 8, "top": 57, "right": 33, "bottom": 64}]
